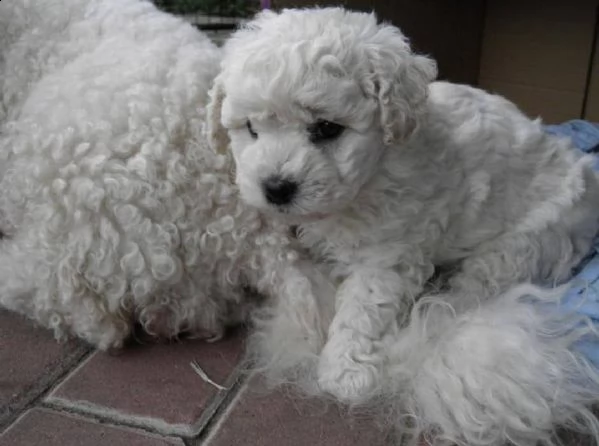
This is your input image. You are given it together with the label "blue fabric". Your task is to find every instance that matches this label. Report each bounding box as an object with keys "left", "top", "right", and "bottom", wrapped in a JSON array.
[
  {"left": 545, "top": 119, "right": 599, "bottom": 153},
  {"left": 545, "top": 119, "right": 599, "bottom": 170},
  {"left": 544, "top": 120, "right": 599, "bottom": 365}
]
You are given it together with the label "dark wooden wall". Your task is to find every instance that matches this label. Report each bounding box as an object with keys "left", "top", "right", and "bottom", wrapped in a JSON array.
[{"left": 273, "top": 0, "right": 487, "bottom": 85}]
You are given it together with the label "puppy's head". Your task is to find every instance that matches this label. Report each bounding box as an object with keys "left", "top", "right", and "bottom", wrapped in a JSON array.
[{"left": 207, "top": 8, "right": 437, "bottom": 220}]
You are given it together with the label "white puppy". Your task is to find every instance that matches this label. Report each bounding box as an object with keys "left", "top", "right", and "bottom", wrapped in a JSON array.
[
  {"left": 0, "top": 0, "right": 331, "bottom": 351},
  {"left": 209, "top": 7, "right": 599, "bottom": 445}
]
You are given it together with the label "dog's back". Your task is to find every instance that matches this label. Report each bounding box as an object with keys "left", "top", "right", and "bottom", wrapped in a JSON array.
[
  {"left": 420, "top": 80, "right": 599, "bottom": 272},
  {"left": 0, "top": 0, "right": 93, "bottom": 117}
]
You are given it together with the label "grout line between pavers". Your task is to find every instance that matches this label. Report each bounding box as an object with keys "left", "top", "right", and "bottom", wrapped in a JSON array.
[
  {"left": 43, "top": 349, "right": 99, "bottom": 398},
  {"left": 42, "top": 396, "right": 196, "bottom": 438},
  {"left": 1, "top": 406, "right": 183, "bottom": 445},
  {"left": 0, "top": 343, "right": 93, "bottom": 433},
  {"left": 189, "top": 367, "right": 254, "bottom": 446}
]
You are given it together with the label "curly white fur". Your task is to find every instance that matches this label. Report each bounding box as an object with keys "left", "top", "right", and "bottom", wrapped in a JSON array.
[
  {"left": 209, "top": 7, "right": 599, "bottom": 445},
  {"left": 388, "top": 285, "right": 599, "bottom": 446},
  {"left": 0, "top": 0, "right": 331, "bottom": 352}
]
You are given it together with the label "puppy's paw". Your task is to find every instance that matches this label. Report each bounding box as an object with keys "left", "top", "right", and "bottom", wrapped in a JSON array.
[
  {"left": 317, "top": 331, "right": 381, "bottom": 403},
  {"left": 79, "top": 314, "right": 132, "bottom": 352},
  {"left": 187, "top": 327, "right": 225, "bottom": 343},
  {"left": 318, "top": 361, "right": 378, "bottom": 403},
  {"left": 140, "top": 305, "right": 225, "bottom": 342}
]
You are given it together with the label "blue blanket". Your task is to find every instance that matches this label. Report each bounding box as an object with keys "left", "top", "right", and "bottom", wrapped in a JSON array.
[{"left": 545, "top": 120, "right": 599, "bottom": 364}]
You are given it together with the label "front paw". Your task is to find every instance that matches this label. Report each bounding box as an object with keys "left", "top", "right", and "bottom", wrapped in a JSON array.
[{"left": 317, "top": 332, "right": 381, "bottom": 403}]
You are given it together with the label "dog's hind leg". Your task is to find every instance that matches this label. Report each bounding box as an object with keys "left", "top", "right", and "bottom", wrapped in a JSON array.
[
  {"left": 0, "top": 234, "right": 46, "bottom": 317},
  {"left": 0, "top": 232, "right": 131, "bottom": 349},
  {"left": 438, "top": 226, "right": 588, "bottom": 315}
]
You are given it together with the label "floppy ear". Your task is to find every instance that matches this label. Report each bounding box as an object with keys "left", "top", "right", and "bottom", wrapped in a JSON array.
[
  {"left": 203, "top": 9, "right": 280, "bottom": 155},
  {"left": 363, "top": 23, "right": 438, "bottom": 145},
  {"left": 205, "top": 75, "right": 230, "bottom": 155}
]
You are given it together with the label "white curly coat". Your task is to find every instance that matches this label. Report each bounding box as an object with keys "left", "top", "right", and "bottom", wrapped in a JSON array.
[
  {"left": 209, "top": 8, "right": 599, "bottom": 446},
  {"left": 0, "top": 0, "right": 332, "bottom": 351}
]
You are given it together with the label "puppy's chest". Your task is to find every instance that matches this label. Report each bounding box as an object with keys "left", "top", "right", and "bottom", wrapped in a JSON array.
[{"left": 297, "top": 220, "right": 397, "bottom": 270}]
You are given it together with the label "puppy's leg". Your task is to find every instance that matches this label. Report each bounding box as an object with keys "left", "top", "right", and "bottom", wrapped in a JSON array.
[
  {"left": 247, "top": 251, "right": 335, "bottom": 393},
  {"left": 318, "top": 266, "right": 426, "bottom": 403}
]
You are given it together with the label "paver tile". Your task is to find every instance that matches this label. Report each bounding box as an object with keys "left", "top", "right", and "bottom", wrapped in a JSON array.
[
  {"left": 0, "top": 310, "right": 89, "bottom": 430},
  {"left": 48, "top": 330, "right": 244, "bottom": 436},
  {"left": 0, "top": 408, "right": 183, "bottom": 446},
  {"left": 206, "top": 377, "right": 391, "bottom": 446}
]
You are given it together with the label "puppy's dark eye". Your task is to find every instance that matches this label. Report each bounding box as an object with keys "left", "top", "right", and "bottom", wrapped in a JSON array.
[
  {"left": 247, "top": 120, "right": 258, "bottom": 139},
  {"left": 308, "top": 120, "right": 344, "bottom": 143}
]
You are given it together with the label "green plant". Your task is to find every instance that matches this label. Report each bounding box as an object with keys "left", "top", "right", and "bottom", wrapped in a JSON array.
[{"left": 153, "top": 0, "right": 258, "bottom": 17}]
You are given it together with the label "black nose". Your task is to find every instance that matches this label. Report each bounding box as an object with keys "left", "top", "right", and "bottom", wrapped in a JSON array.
[{"left": 263, "top": 176, "right": 298, "bottom": 206}]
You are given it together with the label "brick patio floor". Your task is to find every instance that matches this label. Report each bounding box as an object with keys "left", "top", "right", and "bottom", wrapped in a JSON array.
[{"left": 0, "top": 310, "right": 392, "bottom": 446}]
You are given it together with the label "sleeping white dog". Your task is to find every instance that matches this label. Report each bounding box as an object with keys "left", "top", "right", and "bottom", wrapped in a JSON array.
[
  {"left": 208, "top": 7, "right": 599, "bottom": 446},
  {"left": 0, "top": 0, "right": 331, "bottom": 351}
]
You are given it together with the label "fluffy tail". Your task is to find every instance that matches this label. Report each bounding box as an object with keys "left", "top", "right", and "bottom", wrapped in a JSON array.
[{"left": 385, "top": 284, "right": 599, "bottom": 446}]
